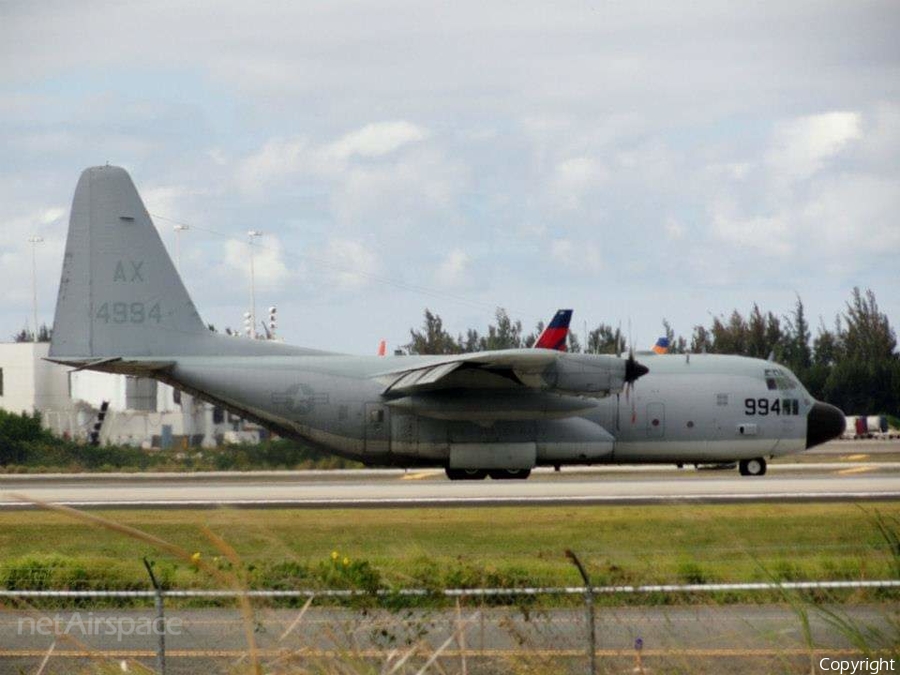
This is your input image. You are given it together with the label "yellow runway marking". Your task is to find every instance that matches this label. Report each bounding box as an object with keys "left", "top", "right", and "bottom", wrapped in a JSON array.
[
  {"left": 837, "top": 466, "right": 872, "bottom": 475},
  {"left": 400, "top": 471, "right": 439, "bottom": 480},
  {"left": 846, "top": 454, "right": 869, "bottom": 461}
]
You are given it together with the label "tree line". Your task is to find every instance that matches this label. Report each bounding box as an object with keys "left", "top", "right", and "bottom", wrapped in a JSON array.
[{"left": 405, "top": 287, "right": 899, "bottom": 417}]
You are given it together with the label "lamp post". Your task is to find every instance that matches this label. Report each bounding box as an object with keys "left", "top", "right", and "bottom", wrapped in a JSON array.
[
  {"left": 173, "top": 224, "right": 189, "bottom": 273},
  {"left": 28, "top": 236, "right": 43, "bottom": 342},
  {"left": 247, "top": 230, "right": 262, "bottom": 339}
]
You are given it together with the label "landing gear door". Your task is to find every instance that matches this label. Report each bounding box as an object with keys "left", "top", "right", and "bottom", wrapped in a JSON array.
[
  {"left": 646, "top": 402, "right": 665, "bottom": 438},
  {"left": 364, "top": 403, "right": 390, "bottom": 457}
]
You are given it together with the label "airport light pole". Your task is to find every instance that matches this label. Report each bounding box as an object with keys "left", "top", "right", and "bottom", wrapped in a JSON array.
[
  {"left": 247, "top": 230, "right": 262, "bottom": 339},
  {"left": 28, "top": 236, "right": 43, "bottom": 342},
  {"left": 173, "top": 224, "right": 189, "bottom": 273}
]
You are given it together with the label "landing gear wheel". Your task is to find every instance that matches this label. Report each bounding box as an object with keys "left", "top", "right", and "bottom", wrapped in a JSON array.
[
  {"left": 445, "top": 468, "right": 488, "bottom": 481},
  {"left": 488, "top": 469, "right": 532, "bottom": 480},
  {"left": 739, "top": 457, "right": 767, "bottom": 476}
]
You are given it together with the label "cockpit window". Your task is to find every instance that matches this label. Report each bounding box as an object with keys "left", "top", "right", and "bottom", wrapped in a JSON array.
[{"left": 764, "top": 368, "right": 796, "bottom": 391}]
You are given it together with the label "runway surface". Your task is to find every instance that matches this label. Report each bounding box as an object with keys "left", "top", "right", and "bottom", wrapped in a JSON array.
[{"left": 3, "top": 458, "right": 900, "bottom": 509}]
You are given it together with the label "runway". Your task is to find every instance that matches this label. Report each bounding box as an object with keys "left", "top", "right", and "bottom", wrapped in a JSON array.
[{"left": 3, "top": 461, "right": 900, "bottom": 509}]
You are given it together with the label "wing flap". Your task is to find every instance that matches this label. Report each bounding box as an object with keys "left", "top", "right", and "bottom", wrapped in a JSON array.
[
  {"left": 385, "top": 361, "right": 464, "bottom": 394},
  {"left": 379, "top": 349, "right": 556, "bottom": 395}
]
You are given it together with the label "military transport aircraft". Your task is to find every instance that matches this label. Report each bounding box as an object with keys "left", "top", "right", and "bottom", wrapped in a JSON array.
[{"left": 48, "top": 166, "right": 845, "bottom": 479}]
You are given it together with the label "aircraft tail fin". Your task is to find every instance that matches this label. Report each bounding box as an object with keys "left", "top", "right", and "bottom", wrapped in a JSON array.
[
  {"left": 50, "top": 166, "right": 215, "bottom": 359},
  {"left": 534, "top": 309, "right": 573, "bottom": 351},
  {"left": 652, "top": 337, "right": 670, "bottom": 354}
]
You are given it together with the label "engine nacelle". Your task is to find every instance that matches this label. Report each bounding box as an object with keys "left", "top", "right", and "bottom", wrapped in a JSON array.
[{"left": 537, "top": 353, "right": 629, "bottom": 396}]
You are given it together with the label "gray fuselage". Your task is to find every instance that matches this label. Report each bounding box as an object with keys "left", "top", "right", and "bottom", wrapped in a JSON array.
[{"left": 157, "top": 350, "right": 810, "bottom": 468}]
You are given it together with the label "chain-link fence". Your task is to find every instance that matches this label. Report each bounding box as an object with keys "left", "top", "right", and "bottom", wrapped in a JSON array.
[{"left": 2, "top": 582, "right": 899, "bottom": 675}]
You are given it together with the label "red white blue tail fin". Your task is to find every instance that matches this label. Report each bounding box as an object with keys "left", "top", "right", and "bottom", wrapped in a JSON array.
[{"left": 534, "top": 309, "right": 573, "bottom": 351}]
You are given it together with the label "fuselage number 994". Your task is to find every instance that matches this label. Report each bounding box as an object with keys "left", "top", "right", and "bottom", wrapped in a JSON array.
[
  {"left": 95, "top": 302, "right": 162, "bottom": 324},
  {"left": 745, "top": 398, "right": 800, "bottom": 416}
]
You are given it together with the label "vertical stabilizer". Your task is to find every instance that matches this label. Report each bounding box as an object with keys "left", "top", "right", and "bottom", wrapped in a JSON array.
[
  {"left": 534, "top": 309, "right": 573, "bottom": 351},
  {"left": 50, "top": 166, "right": 209, "bottom": 358}
]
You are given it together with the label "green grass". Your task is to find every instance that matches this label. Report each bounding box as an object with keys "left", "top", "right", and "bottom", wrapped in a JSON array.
[{"left": 1, "top": 503, "right": 898, "bottom": 606}]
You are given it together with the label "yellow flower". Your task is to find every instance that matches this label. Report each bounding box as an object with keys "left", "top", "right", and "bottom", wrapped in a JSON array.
[
  {"left": 342, "top": 557, "right": 350, "bottom": 567},
  {"left": 331, "top": 550, "right": 339, "bottom": 561},
  {"left": 190, "top": 552, "right": 201, "bottom": 565}
]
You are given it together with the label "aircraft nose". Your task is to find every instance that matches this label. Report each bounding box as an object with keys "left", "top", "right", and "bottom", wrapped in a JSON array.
[{"left": 806, "top": 401, "right": 846, "bottom": 449}]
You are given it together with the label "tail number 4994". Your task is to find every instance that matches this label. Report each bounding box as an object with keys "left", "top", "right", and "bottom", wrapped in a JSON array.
[{"left": 95, "top": 302, "right": 161, "bottom": 324}]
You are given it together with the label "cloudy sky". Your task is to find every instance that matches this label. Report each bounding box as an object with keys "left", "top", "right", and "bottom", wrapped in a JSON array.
[{"left": 1, "top": 1, "right": 898, "bottom": 353}]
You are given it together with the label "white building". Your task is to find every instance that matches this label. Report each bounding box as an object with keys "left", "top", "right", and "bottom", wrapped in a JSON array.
[
  {"left": 0, "top": 342, "right": 259, "bottom": 448},
  {"left": 0, "top": 342, "right": 70, "bottom": 416}
]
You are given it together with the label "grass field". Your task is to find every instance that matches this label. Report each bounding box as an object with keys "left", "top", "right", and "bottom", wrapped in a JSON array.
[{"left": 1, "top": 503, "right": 898, "bottom": 605}]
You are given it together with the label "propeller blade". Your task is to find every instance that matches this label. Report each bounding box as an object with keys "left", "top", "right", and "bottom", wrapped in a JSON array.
[{"left": 625, "top": 354, "right": 649, "bottom": 383}]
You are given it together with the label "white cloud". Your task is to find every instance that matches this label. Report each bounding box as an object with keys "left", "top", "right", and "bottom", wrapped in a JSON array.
[
  {"left": 709, "top": 201, "right": 792, "bottom": 257},
  {"left": 329, "top": 147, "right": 466, "bottom": 230},
  {"left": 223, "top": 235, "right": 290, "bottom": 288},
  {"left": 799, "top": 174, "right": 900, "bottom": 257},
  {"left": 0, "top": 206, "right": 67, "bottom": 317},
  {"left": 235, "top": 137, "right": 309, "bottom": 196},
  {"left": 550, "top": 238, "right": 602, "bottom": 273},
  {"left": 547, "top": 156, "right": 608, "bottom": 211},
  {"left": 143, "top": 186, "right": 204, "bottom": 219},
  {"left": 766, "top": 111, "right": 862, "bottom": 182},
  {"left": 317, "top": 238, "right": 380, "bottom": 290},
  {"left": 327, "top": 121, "right": 428, "bottom": 160},
  {"left": 2, "top": 3, "right": 899, "bottom": 352},
  {"left": 436, "top": 248, "right": 472, "bottom": 287}
]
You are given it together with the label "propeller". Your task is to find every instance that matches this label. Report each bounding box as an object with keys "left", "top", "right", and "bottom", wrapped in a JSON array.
[
  {"left": 625, "top": 351, "right": 649, "bottom": 383},
  {"left": 622, "top": 321, "right": 649, "bottom": 426},
  {"left": 623, "top": 318, "right": 649, "bottom": 384}
]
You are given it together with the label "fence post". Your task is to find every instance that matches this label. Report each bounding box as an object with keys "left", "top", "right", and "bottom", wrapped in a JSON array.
[
  {"left": 565, "top": 550, "right": 596, "bottom": 675},
  {"left": 143, "top": 557, "right": 166, "bottom": 675}
]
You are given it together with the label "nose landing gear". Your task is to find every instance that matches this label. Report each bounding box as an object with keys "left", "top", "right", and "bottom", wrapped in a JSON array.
[{"left": 738, "top": 457, "right": 767, "bottom": 476}]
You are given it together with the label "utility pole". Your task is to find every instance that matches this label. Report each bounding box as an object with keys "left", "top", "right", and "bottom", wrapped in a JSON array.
[
  {"left": 247, "top": 230, "right": 262, "bottom": 339},
  {"left": 28, "top": 236, "right": 43, "bottom": 342}
]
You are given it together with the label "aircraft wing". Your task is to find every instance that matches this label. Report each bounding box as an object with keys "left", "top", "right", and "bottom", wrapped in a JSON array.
[{"left": 377, "top": 349, "right": 559, "bottom": 395}]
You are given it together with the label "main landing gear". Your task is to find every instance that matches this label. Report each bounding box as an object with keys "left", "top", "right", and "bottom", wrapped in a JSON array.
[
  {"left": 445, "top": 468, "right": 532, "bottom": 480},
  {"left": 738, "top": 457, "right": 767, "bottom": 476}
]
